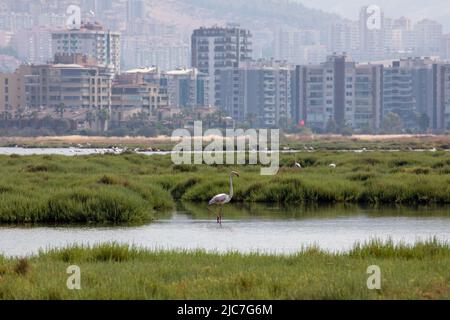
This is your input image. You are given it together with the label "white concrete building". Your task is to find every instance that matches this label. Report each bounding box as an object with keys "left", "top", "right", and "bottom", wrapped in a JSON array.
[{"left": 52, "top": 22, "right": 121, "bottom": 74}]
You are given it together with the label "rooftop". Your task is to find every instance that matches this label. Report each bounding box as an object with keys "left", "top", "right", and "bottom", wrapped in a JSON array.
[
  {"left": 124, "top": 67, "right": 158, "bottom": 74},
  {"left": 165, "top": 68, "right": 198, "bottom": 76},
  {"left": 51, "top": 64, "right": 85, "bottom": 68}
]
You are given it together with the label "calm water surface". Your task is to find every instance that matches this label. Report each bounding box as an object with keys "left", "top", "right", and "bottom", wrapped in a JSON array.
[{"left": 1, "top": 204, "right": 449, "bottom": 257}]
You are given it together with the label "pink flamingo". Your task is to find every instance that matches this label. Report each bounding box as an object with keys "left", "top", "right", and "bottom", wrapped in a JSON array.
[{"left": 208, "top": 171, "right": 240, "bottom": 225}]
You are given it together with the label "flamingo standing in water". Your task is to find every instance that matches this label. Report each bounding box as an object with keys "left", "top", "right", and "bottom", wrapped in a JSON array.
[{"left": 208, "top": 171, "right": 240, "bottom": 225}]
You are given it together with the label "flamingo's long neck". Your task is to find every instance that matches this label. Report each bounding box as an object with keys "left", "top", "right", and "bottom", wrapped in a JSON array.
[{"left": 229, "top": 174, "right": 234, "bottom": 199}]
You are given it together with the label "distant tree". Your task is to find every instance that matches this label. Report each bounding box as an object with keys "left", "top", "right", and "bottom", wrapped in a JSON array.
[
  {"left": 208, "top": 110, "right": 227, "bottom": 129},
  {"left": 245, "top": 113, "right": 258, "bottom": 128},
  {"left": 204, "top": 113, "right": 214, "bottom": 129},
  {"left": 55, "top": 103, "right": 66, "bottom": 119},
  {"left": 340, "top": 125, "right": 354, "bottom": 137},
  {"left": 0, "top": 111, "right": 12, "bottom": 121},
  {"left": 41, "top": 115, "right": 54, "bottom": 128},
  {"left": 155, "top": 121, "right": 171, "bottom": 135},
  {"left": 96, "top": 109, "right": 110, "bottom": 132},
  {"left": 278, "top": 116, "right": 288, "bottom": 129},
  {"left": 54, "top": 119, "right": 72, "bottom": 135},
  {"left": 382, "top": 112, "right": 404, "bottom": 134},
  {"left": 85, "top": 111, "right": 95, "bottom": 129},
  {"left": 133, "top": 111, "right": 150, "bottom": 122},
  {"left": 325, "top": 118, "right": 337, "bottom": 134},
  {"left": 30, "top": 111, "right": 39, "bottom": 119},
  {"left": 14, "top": 107, "right": 25, "bottom": 120},
  {"left": 359, "top": 122, "right": 373, "bottom": 134},
  {"left": 418, "top": 113, "right": 430, "bottom": 133}
]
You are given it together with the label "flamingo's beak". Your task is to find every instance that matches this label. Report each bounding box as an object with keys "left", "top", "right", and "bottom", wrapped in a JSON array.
[{"left": 232, "top": 171, "right": 240, "bottom": 177}]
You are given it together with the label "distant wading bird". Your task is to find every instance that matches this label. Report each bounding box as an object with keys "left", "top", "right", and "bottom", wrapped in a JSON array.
[{"left": 208, "top": 171, "right": 240, "bottom": 225}]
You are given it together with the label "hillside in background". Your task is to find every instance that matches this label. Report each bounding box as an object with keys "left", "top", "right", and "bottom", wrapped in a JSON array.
[
  {"left": 298, "top": 0, "right": 450, "bottom": 30},
  {"left": 147, "top": 0, "right": 344, "bottom": 37},
  {"left": 180, "top": 0, "right": 341, "bottom": 27}
]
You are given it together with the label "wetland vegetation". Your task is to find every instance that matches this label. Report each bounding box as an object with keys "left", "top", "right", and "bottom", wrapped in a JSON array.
[
  {"left": 0, "top": 240, "right": 449, "bottom": 299},
  {"left": 0, "top": 151, "right": 449, "bottom": 224}
]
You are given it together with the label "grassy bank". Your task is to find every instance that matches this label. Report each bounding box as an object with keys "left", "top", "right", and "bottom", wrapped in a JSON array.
[
  {"left": 0, "top": 240, "right": 449, "bottom": 299},
  {"left": 0, "top": 154, "right": 174, "bottom": 224},
  {"left": 0, "top": 151, "right": 450, "bottom": 223}
]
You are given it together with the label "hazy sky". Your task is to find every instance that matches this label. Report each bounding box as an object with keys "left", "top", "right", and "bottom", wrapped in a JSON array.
[{"left": 298, "top": 0, "right": 450, "bottom": 29}]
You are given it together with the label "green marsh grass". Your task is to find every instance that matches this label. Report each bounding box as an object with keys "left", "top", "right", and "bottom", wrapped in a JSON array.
[
  {"left": 0, "top": 151, "right": 450, "bottom": 223},
  {"left": 0, "top": 240, "right": 448, "bottom": 299}
]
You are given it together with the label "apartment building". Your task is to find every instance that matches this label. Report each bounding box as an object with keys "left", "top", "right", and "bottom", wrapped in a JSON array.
[
  {"left": 248, "top": 61, "right": 291, "bottom": 128},
  {"left": 291, "top": 55, "right": 383, "bottom": 132},
  {"left": 126, "top": 0, "right": 145, "bottom": 22},
  {"left": 0, "top": 12, "right": 33, "bottom": 31},
  {"left": 388, "top": 17, "right": 415, "bottom": 54},
  {"left": 380, "top": 57, "right": 450, "bottom": 132},
  {"left": 191, "top": 25, "right": 252, "bottom": 107},
  {"left": 164, "top": 68, "right": 209, "bottom": 108},
  {"left": 111, "top": 67, "right": 169, "bottom": 121},
  {"left": 219, "top": 60, "right": 291, "bottom": 128},
  {"left": 414, "top": 19, "right": 443, "bottom": 57},
  {"left": 121, "top": 36, "right": 190, "bottom": 71},
  {"left": 52, "top": 22, "right": 121, "bottom": 74},
  {"left": 382, "top": 60, "right": 418, "bottom": 129},
  {"left": 292, "top": 55, "right": 347, "bottom": 131},
  {"left": 0, "top": 65, "right": 32, "bottom": 113},
  {"left": 429, "top": 63, "right": 450, "bottom": 132},
  {"left": 438, "top": 65, "right": 450, "bottom": 131},
  {"left": 273, "top": 28, "right": 324, "bottom": 65},
  {"left": 28, "top": 64, "right": 112, "bottom": 110},
  {"left": 111, "top": 83, "right": 161, "bottom": 121},
  {"left": 328, "top": 21, "right": 360, "bottom": 57},
  {"left": 351, "top": 64, "right": 383, "bottom": 131},
  {"left": 12, "top": 27, "right": 53, "bottom": 64},
  {"left": 0, "top": 61, "right": 112, "bottom": 114}
]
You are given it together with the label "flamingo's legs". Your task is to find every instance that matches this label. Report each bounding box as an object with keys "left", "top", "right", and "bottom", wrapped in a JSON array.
[
  {"left": 211, "top": 206, "right": 224, "bottom": 225},
  {"left": 216, "top": 207, "right": 221, "bottom": 224},
  {"left": 207, "top": 206, "right": 219, "bottom": 223},
  {"left": 219, "top": 206, "right": 224, "bottom": 225}
]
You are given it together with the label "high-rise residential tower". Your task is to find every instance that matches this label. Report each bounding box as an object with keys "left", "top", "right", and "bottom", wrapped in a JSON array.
[
  {"left": 414, "top": 19, "right": 443, "bottom": 57},
  {"left": 52, "top": 22, "right": 121, "bottom": 74},
  {"left": 191, "top": 25, "right": 252, "bottom": 107},
  {"left": 164, "top": 68, "right": 209, "bottom": 109},
  {"left": 13, "top": 27, "right": 53, "bottom": 64},
  {"left": 126, "top": 0, "right": 145, "bottom": 22},
  {"left": 219, "top": 60, "right": 292, "bottom": 127},
  {"left": 291, "top": 54, "right": 383, "bottom": 132}
]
